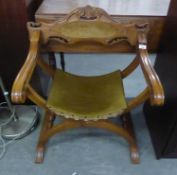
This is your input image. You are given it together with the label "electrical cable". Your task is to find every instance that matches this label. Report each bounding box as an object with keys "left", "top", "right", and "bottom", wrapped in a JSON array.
[{"left": 0, "top": 102, "right": 38, "bottom": 159}]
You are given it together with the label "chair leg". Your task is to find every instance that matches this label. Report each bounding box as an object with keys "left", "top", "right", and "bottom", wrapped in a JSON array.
[
  {"left": 35, "top": 111, "right": 55, "bottom": 163},
  {"left": 60, "top": 52, "right": 65, "bottom": 71},
  {"left": 48, "top": 52, "right": 65, "bottom": 71},
  {"left": 121, "top": 113, "right": 140, "bottom": 164},
  {"left": 48, "top": 52, "right": 56, "bottom": 69},
  {"left": 80, "top": 119, "right": 139, "bottom": 164},
  {"left": 35, "top": 114, "right": 139, "bottom": 164},
  {"left": 44, "top": 118, "right": 139, "bottom": 164},
  {"left": 48, "top": 112, "right": 56, "bottom": 129}
]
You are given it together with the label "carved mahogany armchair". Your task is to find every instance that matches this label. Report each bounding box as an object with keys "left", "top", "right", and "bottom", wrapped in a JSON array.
[{"left": 11, "top": 6, "right": 164, "bottom": 164}]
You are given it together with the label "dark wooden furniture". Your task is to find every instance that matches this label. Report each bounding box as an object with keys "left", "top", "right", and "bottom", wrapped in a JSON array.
[
  {"left": 35, "top": 0, "right": 168, "bottom": 53},
  {"left": 35, "top": 0, "right": 167, "bottom": 78},
  {"left": 11, "top": 5, "right": 164, "bottom": 164},
  {"left": 0, "top": 0, "right": 42, "bottom": 96},
  {"left": 144, "top": 0, "right": 177, "bottom": 158}
]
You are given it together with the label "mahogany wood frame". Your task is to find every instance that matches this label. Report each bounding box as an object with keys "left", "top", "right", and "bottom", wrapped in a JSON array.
[{"left": 11, "top": 6, "right": 164, "bottom": 164}]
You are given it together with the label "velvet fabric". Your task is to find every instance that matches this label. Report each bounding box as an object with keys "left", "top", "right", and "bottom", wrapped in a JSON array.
[{"left": 47, "top": 69, "right": 127, "bottom": 120}]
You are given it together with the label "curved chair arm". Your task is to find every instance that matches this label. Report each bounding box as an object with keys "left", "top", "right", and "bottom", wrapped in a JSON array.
[
  {"left": 11, "top": 26, "right": 40, "bottom": 103},
  {"left": 138, "top": 32, "right": 164, "bottom": 106}
]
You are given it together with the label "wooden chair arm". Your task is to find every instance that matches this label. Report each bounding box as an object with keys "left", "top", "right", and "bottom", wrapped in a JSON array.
[
  {"left": 138, "top": 32, "right": 164, "bottom": 106},
  {"left": 11, "top": 26, "right": 40, "bottom": 103}
]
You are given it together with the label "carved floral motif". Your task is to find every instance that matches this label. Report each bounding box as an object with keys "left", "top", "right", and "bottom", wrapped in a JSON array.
[
  {"left": 28, "top": 5, "right": 149, "bottom": 46},
  {"left": 65, "top": 5, "right": 115, "bottom": 22}
]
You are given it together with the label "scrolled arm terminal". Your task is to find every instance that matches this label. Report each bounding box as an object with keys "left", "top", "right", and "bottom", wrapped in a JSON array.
[
  {"left": 138, "top": 32, "right": 164, "bottom": 106},
  {"left": 11, "top": 23, "right": 40, "bottom": 103}
]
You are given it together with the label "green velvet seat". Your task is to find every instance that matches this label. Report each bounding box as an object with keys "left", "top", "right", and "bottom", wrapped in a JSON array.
[{"left": 47, "top": 69, "right": 127, "bottom": 121}]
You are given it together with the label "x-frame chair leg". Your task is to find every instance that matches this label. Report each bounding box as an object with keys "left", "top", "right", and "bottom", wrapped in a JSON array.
[
  {"left": 35, "top": 111, "right": 139, "bottom": 164},
  {"left": 35, "top": 110, "right": 55, "bottom": 163},
  {"left": 121, "top": 113, "right": 140, "bottom": 164}
]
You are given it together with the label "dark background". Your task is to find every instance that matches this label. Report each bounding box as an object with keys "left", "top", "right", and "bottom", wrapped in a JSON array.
[
  {"left": 144, "top": 0, "right": 177, "bottom": 158},
  {"left": 0, "top": 0, "right": 42, "bottom": 100}
]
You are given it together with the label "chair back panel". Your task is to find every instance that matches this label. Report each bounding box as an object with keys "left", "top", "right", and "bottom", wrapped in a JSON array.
[{"left": 29, "top": 5, "right": 149, "bottom": 52}]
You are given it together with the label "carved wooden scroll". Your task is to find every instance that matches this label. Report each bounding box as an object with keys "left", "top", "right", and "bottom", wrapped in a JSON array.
[{"left": 28, "top": 5, "right": 149, "bottom": 47}]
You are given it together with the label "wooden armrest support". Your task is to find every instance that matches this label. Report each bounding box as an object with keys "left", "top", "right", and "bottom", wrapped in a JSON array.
[
  {"left": 11, "top": 25, "right": 40, "bottom": 103},
  {"left": 127, "top": 87, "right": 150, "bottom": 111},
  {"left": 37, "top": 57, "right": 55, "bottom": 77},
  {"left": 138, "top": 32, "right": 164, "bottom": 106},
  {"left": 27, "top": 85, "right": 47, "bottom": 109},
  {"left": 121, "top": 56, "right": 139, "bottom": 79}
]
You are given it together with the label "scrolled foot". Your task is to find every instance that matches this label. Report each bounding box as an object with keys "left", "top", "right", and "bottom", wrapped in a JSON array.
[
  {"left": 130, "top": 146, "right": 140, "bottom": 164},
  {"left": 35, "top": 147, "right": 45, "bottom": 164}
]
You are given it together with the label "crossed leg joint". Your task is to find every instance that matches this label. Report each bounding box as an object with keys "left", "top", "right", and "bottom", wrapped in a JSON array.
[{"left": 35, "top": 111, "right": 139, "bottom": 164}]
